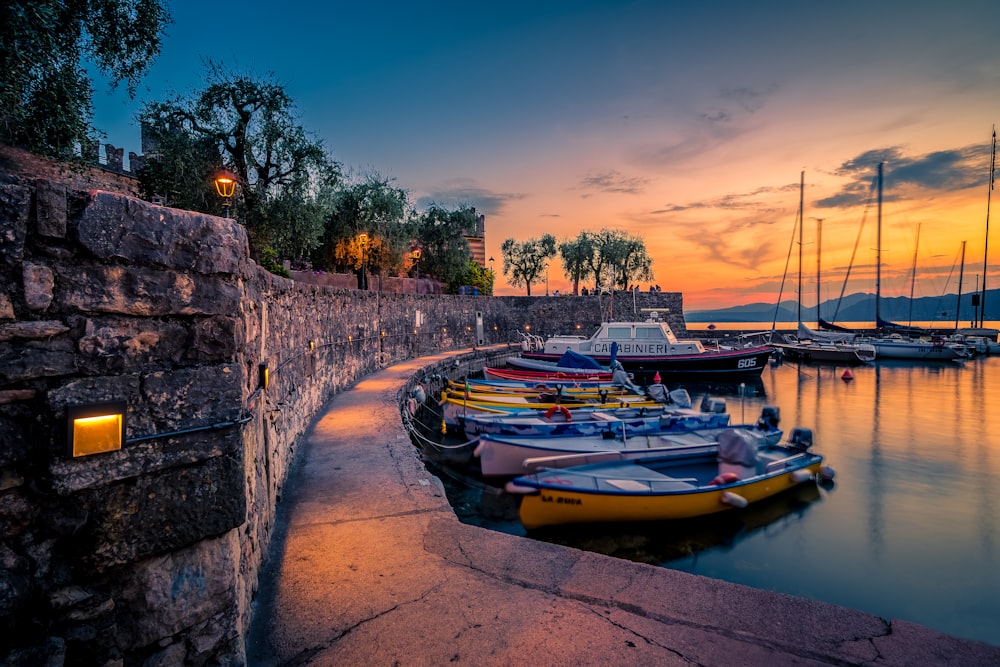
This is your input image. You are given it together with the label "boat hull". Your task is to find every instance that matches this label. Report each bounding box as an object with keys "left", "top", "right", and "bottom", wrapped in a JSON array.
[
  {"left": 511, "top": 447, "right": 824, "bottom": 528},
  {"left": 521, "top": 346, "right": 772, "bottom": 379},
  {"left": 771, "top": 342, "right": 875, "bottom": 364},
  {"left": 476, "top": 426, "right": 782, "bottom": 478}
]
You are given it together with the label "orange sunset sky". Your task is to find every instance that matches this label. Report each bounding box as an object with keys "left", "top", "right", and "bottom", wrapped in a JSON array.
[{"left": 92, "top": 1, "right": 999, "bottom": 311}]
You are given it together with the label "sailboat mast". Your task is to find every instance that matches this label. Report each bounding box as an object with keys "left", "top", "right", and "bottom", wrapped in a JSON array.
[
  {"left": 876, "top": 162, "right": 884, "bottom": 327},
  {"left": 816, "top": 218, "right": 823, "bottom": 322},
  {"left": 956, "top": 240, "right": 966, "bottom": 330},
  {"left": 797, "top": 171, "right": 804, "bottom": 324},
  {"left": 980, "top": 127, "right": 995, "bottom": 327},
  {"left": 908, "top": 223, "right": 920, "bottom": 326}
]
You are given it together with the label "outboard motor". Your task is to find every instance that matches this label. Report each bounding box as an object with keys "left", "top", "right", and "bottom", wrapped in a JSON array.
[
  {"left": 788, "top": 427, "right": 813, "bottom": 451},
  {"left": 701, "top": 396, "right": 727, "bottom": 413},
  {"left": 646, "top": 384, "right": 668, "bottom": 403},
  {"left": 757, "top": 406, "right": 780, "bottom": 430},
  {"left": 667, "top": 388, "right": 692, "bottom": 409}
]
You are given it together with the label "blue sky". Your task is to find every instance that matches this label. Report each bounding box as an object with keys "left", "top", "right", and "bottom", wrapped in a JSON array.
[{"left": 92, "top": 1, "right": 1000, "bottom": 309}]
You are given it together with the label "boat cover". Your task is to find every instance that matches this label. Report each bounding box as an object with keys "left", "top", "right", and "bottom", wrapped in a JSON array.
[
  {"left": 717, "top": 429, "right": 759, "bottom": 466},
  {"left": 557, "top": 349, "right": 605, "bottom": 370}
]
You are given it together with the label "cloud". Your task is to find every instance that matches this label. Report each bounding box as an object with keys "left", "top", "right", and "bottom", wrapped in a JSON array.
[
  {"left": 578, "top": 169, "right": 650, "bottom": 195},
  {"left": 415, "top": 178, "right": 527, "bottom": 215},
  {"left": 816, "top": 142, "right": 991, "bottom": 208}
]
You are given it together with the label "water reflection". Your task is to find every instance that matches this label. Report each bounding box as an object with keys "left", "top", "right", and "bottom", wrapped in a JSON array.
[{"left": 419, "top": 356, "right": 1000, "bottom": 648}]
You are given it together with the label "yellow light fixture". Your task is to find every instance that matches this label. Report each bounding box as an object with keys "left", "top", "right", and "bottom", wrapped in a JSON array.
[
  {"left": 357, "top": 231, "right": 369, "bottom": 244},
  {"left": 412, "top": 247, "right": 421, "bottom": 259},
  {"left": 308, "top": 340, "right": 316, "bottom": 351},
  {"left": 259, "top": 362, "right": 270, "bottom": 390},
  {"left": 213, "top": 169, "right": 238, "bottom": 218},
  {"left": 68, "top": 401, "right": 126, "bottom": 457}
]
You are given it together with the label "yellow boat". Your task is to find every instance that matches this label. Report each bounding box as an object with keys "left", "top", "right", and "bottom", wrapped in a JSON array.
[{"left": 505, "top": 429, "right": 830, "bottom": 529}]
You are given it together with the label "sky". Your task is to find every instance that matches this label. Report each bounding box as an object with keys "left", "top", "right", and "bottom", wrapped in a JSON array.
[{"left": 91, "top": 0, "right": 1000, "bottom": 311}]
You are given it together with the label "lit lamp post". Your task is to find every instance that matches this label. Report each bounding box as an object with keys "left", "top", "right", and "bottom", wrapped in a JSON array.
[
  {"left": 357, "top": 231, "right": 369, "bottom": 290},
  {"left": 213, "top": 169, "right": 238, "bottom": 218},
  {"left": 488, "top": 256, "right": 495, "bottom": 295},
  {"left": 411, "top": 247, "right": 421, "bottom": 280}
]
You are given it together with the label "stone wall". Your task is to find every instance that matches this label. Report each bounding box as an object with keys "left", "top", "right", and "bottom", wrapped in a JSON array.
[{"left": 0, "top": 178, "right": 689, "bottom": 665}]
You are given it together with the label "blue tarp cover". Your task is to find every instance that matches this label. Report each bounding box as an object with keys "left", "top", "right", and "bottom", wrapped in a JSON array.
[{"left": 557, "top": 349, "right": 605, "bottom": 370}]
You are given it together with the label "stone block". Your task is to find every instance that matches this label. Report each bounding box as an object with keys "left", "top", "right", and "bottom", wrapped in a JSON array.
[
  {"left": 116, "top": 530, "right": 241, "bottom": 650},
  {"left": 77, "top": 455, "right": 246, "bottom": 571},
  {"left": 57, "top": 265, "right": 242, "bottom": 317},
  {"left": 75, "top": 192, "right": 252, "bottom": 277},
  {"left": 35, "top": 181, "right": 67, "bottom": 238},
  {"left": 187, "top": 316, "right": 240, "bottom": 361},
  {"left": 22, "top": 262, "right": 54, "bottom": 310},
  {"left": 76, "top": 317, "right": 188, "bottom": 373},
  {"left": 139, "top": 364, "right": 243, "bottom": 433},
  {"left": 0, "top": 340, "right": 77, "bottom": 383},
  {"left": 0, "top": 293, "right": 14, "bottom": 319},
  {"left": 0, "top": 184, "right": 30, "bottom": 263}
]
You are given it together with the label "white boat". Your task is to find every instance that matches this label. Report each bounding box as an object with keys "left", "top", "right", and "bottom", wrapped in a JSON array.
[
  {"left": 473, "top": 414, "right": 783, "bottom": 478},
  {"left": 519, "top": 312, "right": 772, "bottom": 382}
]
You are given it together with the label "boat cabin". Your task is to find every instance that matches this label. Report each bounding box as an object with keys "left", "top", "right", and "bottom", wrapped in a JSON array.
[{"left": 543, "top": 318, "right": 706, "bottom": 357}]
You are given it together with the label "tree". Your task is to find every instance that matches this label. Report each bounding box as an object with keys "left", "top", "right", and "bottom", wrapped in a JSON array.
[
  {"left": 312, "top": 173, "right": 411, "bottom": 285},
  {"left": 585, "top": 229, "right": 653, "bottom": 292},
  {"left": 0, "top": 0, "right": 170, "bottom": 157},
  {"left": 559, "top": 233, "right": 595, "bottom": 295},
  {"left": 501, "top": 234, "right": 557, "bottom": 296},
  {"left": 411, "top": 205, "right": 478, "bottom": 292},
  {"left": 139, "top": 63, "right": 341, "bottom": 261}
]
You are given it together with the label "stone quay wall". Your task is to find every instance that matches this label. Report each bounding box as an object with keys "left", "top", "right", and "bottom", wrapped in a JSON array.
[{"left": 0, "top": 176, "right": 687, "bottom": 664}]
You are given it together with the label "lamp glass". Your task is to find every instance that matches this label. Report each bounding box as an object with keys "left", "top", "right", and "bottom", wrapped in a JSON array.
[
  {"left": 214, "top": 171, "right": 237, "bottom": 198},
  {"left": 68, "top": 401, "right": 125, "bottom": 457}
]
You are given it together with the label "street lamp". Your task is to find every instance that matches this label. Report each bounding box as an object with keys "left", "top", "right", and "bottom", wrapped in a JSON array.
[
  {"left": 411, "top": 247, "right": 421, "bottom": 280},
  {"left": 357, "top": 231, "right": 369, "bottom": 290},
  {"left": 488, "top": 256, "right": 495, "bottom": 295},
  {"left": 213, "top": 169, "right": 238, "bottom": 218}
]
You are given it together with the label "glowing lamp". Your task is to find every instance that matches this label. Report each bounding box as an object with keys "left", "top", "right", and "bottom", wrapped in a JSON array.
[
  {"left": 68, "top": 401, "right": 126, "bottom": 457},
  {"left": 213, "top": 169, "right": 238, "bottom": 218},
  {"left": 412, "top": 248, "right": 421, "bottom": 260},
  {"left": 259, "top": 362, "right": 270, "bottom": 390}
]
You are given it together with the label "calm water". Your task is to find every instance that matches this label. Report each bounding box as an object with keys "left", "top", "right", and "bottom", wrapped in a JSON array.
[{"left": 427, "top": 354, "right": 1000, "bottom": 648}]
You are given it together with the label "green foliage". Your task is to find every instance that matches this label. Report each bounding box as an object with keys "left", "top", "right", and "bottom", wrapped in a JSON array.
[
  {"left": 137, "top": 122, "right": 219, "bottom": 211},
  {"left": 572, "top": 229, "right": 654, "bottom": 292},
  {"left": 138, "top": 63, "right": 341, "bottom": 261},
  {"left": 559, "top": 233, "right": 596, "bottom": 295},
  {"left": 0, "top": 0, "right": 170, "bottom": 157},
  {"left": 312, "top": 173, "right": 411, "bottom": 277},
  {"left": 257, "top": 246, "right": 290, "bottom": 278},
  {"left": 411, "top": 205, "right": 477, "bottom": 289},
  {"left": 501, "top": 234, "right": 557, "bottom": 296}
]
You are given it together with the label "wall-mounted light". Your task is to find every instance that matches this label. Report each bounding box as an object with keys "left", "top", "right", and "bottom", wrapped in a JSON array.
[
  {"left": 259, "top": 362, "right": 270, "bottom": 390},
  {"left": 308, "top": 340, "right": 316, "bottom": 351},
  {"left": 68, "top": 401, "right": 126, "bottom": 457}
]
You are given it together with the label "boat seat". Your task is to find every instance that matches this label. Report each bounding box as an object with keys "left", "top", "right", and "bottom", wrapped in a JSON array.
[{"left": 589, "top": 411, "right": 617, "bottom": 421}]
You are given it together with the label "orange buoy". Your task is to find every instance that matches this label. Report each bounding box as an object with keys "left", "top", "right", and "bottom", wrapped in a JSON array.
[{"left": 841, "top": 369, "right": 854, "bottom": 381}]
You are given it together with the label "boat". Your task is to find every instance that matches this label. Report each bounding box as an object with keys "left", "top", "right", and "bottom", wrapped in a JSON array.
[
  {"left": 461, "top": 390, "right": 730, "bottom": 439},
  {"left": 820, "top": 163, "right": 969, "bottom": 361},
  {"left": 504, "top": 428, "right": 826, "bottom": 529},
  {"left": 482, "top": 366, "right": 613, "bottom": 382},
  {"left": 768, "top": 173, "right": 877, "bottom": 365},
  {"left": 439, "top": 390, "right": 659, "bottom": 428},
  {"left": 518, "top": 311, "right": 772, "bottom": 381},
  {"left": 474, "top": 409, "right": 783, "bottom": 478}
]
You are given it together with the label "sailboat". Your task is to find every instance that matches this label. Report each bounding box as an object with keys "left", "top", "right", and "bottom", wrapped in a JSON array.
[
  {"left": 842, "top": 163, "right": 968, "bottom": 361},
  {"left": 769, "top": 172, "right": 877, "bottom": 364}
]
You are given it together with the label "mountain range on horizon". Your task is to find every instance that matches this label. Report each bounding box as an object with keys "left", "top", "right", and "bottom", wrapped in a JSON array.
[{"left": 686, "top": 288, "right": 1000, "bottom": 324}]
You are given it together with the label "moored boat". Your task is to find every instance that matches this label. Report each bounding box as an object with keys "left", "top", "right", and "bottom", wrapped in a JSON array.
[
  {"left": 475, "top": 410, "right": 782, "bottom": 478},
  {"left": 504, "top": 428, "right": 826, "bottom": 529},
  {"left": 519, "top": 312, "right": 771, "bottom": 381}
]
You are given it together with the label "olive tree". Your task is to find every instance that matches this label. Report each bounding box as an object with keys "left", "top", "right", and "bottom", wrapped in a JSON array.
[
  {"left": 501, "top": 234, "right": 557, "bottom": 296},
  {"left": 1, "top": 0, "right": 170, "bottom": 156}
]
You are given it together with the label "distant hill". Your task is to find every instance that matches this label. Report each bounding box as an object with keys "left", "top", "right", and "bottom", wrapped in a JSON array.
[{"left": 686, "top": 289, "right": 1000, "bottom": 324}]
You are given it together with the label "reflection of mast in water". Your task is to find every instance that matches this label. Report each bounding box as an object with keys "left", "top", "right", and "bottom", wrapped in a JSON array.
[
  {"left": 869, "top": 363, "right": 885, "bottom": 556},
  {"left": 968, "top": 359, "right": 995, "bottom": 558}
]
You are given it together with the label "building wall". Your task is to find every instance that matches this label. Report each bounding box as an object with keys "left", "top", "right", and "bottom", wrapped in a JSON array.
[{"left": 0, "top": 175, "right": 687, "bottom": 664}]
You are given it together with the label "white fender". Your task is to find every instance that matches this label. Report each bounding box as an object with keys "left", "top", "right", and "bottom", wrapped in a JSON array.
[
  {"left": 790, "top": 469, "right": 815, "bottom": 483},
  {"left": 721, "top": 491, "right": 748, "bottom": 508}
]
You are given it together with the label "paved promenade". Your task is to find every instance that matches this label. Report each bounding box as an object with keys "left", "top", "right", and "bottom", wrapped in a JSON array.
[{"left": 247, "top": 347, "right": 1000, "bottom": 666}]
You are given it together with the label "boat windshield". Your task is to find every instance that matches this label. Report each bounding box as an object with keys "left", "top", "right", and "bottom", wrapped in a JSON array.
[{"left": 607, "top": 326, "right": 632, "bottom": 339}]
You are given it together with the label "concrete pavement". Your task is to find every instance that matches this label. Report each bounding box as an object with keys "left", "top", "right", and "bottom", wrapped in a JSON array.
[{"left": 246, "top": 347, "right": 1000, "bottom": 666}]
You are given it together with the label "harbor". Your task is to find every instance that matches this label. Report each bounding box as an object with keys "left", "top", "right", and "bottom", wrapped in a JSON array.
[
  {"left": 248, "top": 347, "right": 1000, "bottom": 665},
  {"left": 415, "top": 340, "right": 1000, "bottom": 650}
]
